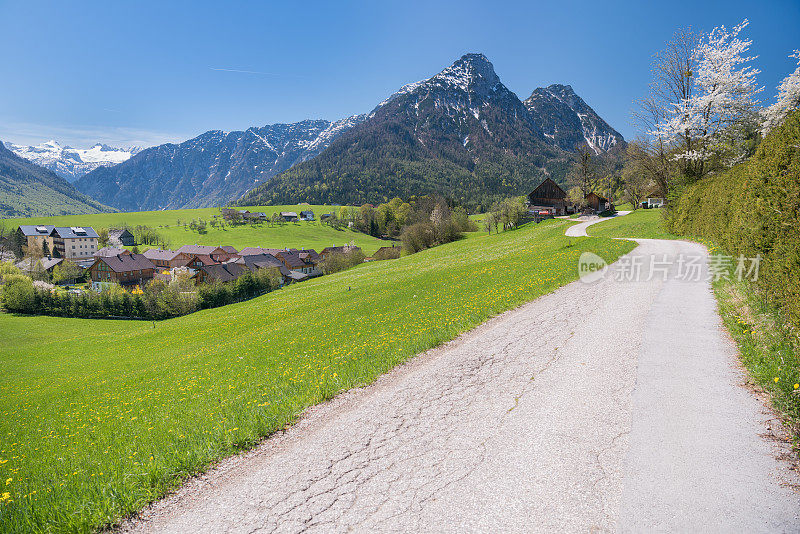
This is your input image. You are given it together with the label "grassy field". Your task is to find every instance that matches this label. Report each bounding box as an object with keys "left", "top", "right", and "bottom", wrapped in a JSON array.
[
  {"left": 0, "top": 205, "right": 392, "bottom": 255},
  {"left": 587, "top": 209, "right": 678, "bottom": 240},
  {"left": 0, "top": 220, "right": 635, "bottom": 532}
]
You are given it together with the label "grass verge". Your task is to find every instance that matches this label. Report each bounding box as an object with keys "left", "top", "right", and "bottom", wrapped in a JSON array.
[{"left": 0, "top": 220, "right": 633, "bottom": 532}]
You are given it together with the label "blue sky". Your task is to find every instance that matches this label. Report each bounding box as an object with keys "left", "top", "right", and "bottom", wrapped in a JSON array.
[{"left": 1, "top": 0, "right": 798, "bottom": 148}]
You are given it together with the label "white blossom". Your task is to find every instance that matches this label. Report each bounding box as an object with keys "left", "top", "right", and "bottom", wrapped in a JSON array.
[
  {"left": 761, "top": 50, "right": 800, "bottom": 135},
  {"left": 651, "top": 20, "right": 762, "bottom": 165}
]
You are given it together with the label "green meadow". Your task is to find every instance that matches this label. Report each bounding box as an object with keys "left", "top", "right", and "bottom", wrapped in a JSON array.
[
  {"left": 0, "top": 205, "right": 392, "bottom": 255},
  {"left": 587, "top": 208, "right": 678, "bottom": 240},
  {"left": 0, "top": 220, "right": 635, "bottom": 532}
]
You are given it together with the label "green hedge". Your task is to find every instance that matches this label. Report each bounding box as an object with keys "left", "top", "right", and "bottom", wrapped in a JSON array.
[{"left": 667, "top": 109, "right": 800, "bottom": 332}]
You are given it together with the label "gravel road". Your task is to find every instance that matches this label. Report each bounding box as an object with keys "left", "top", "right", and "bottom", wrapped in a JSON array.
[{"left": 125, "top": 231, "right": 799, "bottom": 533}]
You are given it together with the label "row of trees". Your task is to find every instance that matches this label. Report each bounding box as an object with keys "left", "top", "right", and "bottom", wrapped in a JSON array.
[{"left": 0, "top": 262, "right": 280, "bottom": 320}]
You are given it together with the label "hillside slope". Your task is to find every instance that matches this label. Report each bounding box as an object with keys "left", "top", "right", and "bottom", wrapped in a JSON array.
[{"left": 0, "top": 141, "right": 112, "bottom": 217}]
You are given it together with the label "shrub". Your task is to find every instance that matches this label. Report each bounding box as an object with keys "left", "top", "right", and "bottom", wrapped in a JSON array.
[
  {"left": 667, "top": 109, "right": 800, "bottom": 332},
  {"left": 321, "top": 249, "right": 366, "bottom": 274}
]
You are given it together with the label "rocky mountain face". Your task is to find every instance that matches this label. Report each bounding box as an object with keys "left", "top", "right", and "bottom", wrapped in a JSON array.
[
  {"left": 239, "top": 54, "right": 576, "bottom": 209},
  {"left": 8, "top": 140, "right": 140, "bottom": 182},
  {"left": 74, "top": 116, "right": 366, "bottom": 211},
  {"left": 0, "top": 141, "right": 112, "bottom": 217},
  {"left": 523, "top": 84, "right": 623, "bottom": 154}
]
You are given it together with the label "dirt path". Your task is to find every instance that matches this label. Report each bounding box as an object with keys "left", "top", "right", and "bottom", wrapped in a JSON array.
[{"left": 124, "top": 234, "right": 799, "bottom": 533}]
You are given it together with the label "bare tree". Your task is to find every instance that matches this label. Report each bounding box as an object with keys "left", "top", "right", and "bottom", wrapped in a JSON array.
[{"left": 633, "top": 27, "right": 701, "bottom": 190}]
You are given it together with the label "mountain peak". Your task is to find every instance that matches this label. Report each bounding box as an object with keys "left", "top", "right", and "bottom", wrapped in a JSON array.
[{"left": 431, "top": 52, "right": 500, "bottom": 92}]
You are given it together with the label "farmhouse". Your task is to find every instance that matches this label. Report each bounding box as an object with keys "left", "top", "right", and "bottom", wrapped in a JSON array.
[
  {"left": 299, "top": 210, "right": 315, "bottom": 221},
  {"left": 17, "top": 225, "right": 55, "bottom": 253},
  {"left": 107, "top": 228, "right": 135, "bottom": 247},
  {"left": 528, "top": 178, "right": 570, "bottom": 216},
  {"left": 88, "top": 253, "right": 155, "bottom": 290},
  {"left": 585, "top": 192, "right": 613, "bottom": 213},
  {"left": 273, "top": 249, "right": 321, "bottom": 277},
  {"left": 49, "top": 226, "right": 99, "bottom": 259},
  {"left": 280, "top": 212, "right": 299, "bottom": 222}
]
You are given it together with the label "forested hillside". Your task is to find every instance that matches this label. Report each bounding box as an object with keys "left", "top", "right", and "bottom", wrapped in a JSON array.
[{"left": 0, "top": 141, "right": 111, "bottom": 217}]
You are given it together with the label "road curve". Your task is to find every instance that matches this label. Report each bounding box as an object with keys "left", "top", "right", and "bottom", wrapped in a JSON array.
[
  {"left": 565, "top": 211, "right": 632, "bottom": 238},
  {"left": 125, "top": 238, "right": 799, "bottom": 533}
]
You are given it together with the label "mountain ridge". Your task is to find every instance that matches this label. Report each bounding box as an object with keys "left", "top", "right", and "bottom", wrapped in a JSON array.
[
  {"left": 8, "top": 140, "right": 140, "bottom": 182},
  {"left": 74, "top": 115, "right": 366, "bottom": 211},
  {"left": 71, "top": 53, "right": 623, "bottom": 212},
  {"left": 239, "top": 53, "right": 617, "bottom": 209},
  {"left": 0, "top": 141, "right": 114, "bottom": 218}
]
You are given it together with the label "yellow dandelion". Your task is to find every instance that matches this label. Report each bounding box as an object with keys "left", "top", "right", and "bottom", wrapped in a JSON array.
[{"left": 774, "top": 377, "right": 780, "bottom": 383}]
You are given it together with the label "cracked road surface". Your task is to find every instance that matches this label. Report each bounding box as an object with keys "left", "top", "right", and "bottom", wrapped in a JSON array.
[{"left": 126, "top": 239, "right": 799, "bottom": 533}]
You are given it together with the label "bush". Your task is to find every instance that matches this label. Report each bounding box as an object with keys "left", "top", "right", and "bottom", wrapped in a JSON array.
[
  {"left": 667, "top": 109, "right": 800, "bottom": 332},
  {"left": 321, "top": 249, "right": 366, "bottom": 274}
]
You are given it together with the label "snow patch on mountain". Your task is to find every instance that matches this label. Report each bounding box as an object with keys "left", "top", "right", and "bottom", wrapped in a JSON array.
[{"left": 8, "top": 140, "right": 140, "bottom": 182}]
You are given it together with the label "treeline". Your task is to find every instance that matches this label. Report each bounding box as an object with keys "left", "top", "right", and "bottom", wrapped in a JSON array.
[
  {"left": 666, "top": 109, "right": 800, "bottom": 332},
  {"left": 0, "top": 265, "right": 280, "bottom": 320}
]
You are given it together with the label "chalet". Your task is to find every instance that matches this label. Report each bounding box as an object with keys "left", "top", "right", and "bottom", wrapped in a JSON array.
[
  {"left": 17, "top": 225, "right": 55, "bottom": 253},
  {"left": 176, "top": 244, "right": 236, "bottom": 262},
  {"left": 95, "top": 247, "right": 131, "bottom": 258},
  {"left": 585, "top": 192, "right": 613, "bottom": 213},
  {"left": 273, "top": 249, "right": 321, "bottom": 277},
  {"left": 192, "top": 262, "right": 249, "bottom": 284},
  {"left": 88, "top": 253, "right": 155, "bottom": 290},
  {"left": 49, "top": 226, "right": 99, "bottom": 259},
  {"left": 528, "top": 178, "right": 570, "bottom": 216},
  {"left": 143, "top": 249, "right": 194, "bottom": 269},
  {"left": 280, "top": 211, "right": 299, "bottom": 222},
  {"left": 16, "top": 256, "right": 63, "bottom": 275},
  {"left": 108, "top": 228, "right": 135, "bottom": 247},
  {"left": 320, "top": 245, "right": 362, "bottom": 261},
  {"left": 299, "top": 210, "right": 315, "bottom": 221}
]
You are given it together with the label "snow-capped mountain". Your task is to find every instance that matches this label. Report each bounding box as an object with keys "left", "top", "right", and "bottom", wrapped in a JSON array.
[
  {"left": 74, "top": 117, "right": 366, "bottom": 211},
  {"left": 8, "top": 140, "right": 140, "bottom": 182},
  {"left": 0, "top": 141, "right": 111, "bottom": 217},
  {"left": 74, "top": 53, "right": 624, "bottom": 211},
  {"left": 523, "top": 84, "right": 623, "bottom": 154},
  {"left": 239, "top": 53, "right": 569, "bottom": 208}
]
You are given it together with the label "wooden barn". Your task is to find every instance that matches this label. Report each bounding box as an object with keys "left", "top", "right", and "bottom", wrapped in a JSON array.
[
  {"left": 585, "top": 192, "right": 613, "bottom": 213},
  {"left": 528, "top": 178, "right": 570, "bottom": 216}
]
